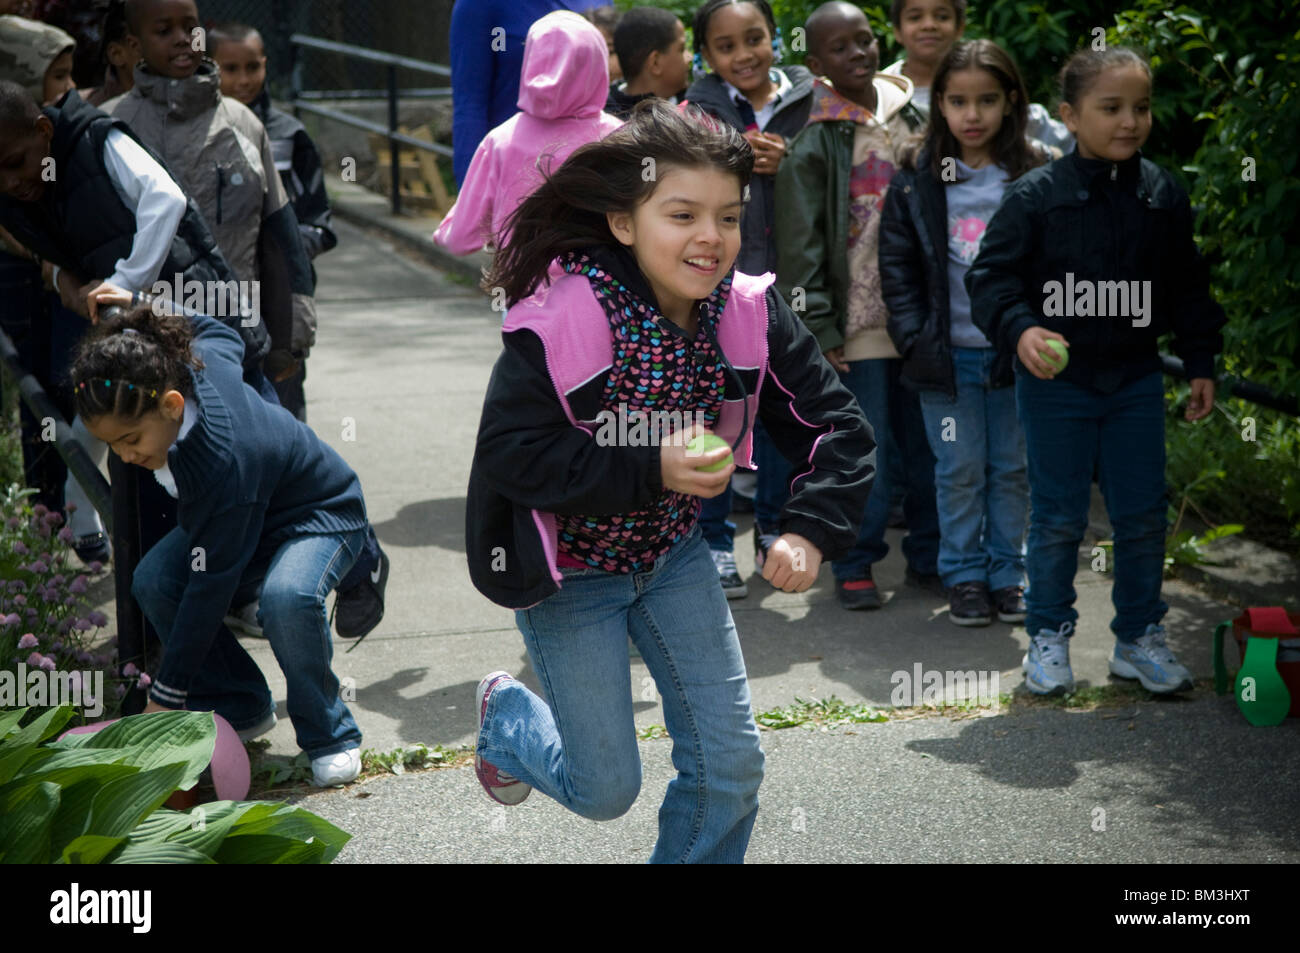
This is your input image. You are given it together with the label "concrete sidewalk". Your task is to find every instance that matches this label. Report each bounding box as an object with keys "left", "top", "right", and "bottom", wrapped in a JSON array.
[{"left": 235, "top": 212, "right": 1297, "bottom": 863}]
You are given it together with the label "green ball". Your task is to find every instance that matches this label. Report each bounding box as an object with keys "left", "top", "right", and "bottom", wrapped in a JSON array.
[
  {"left": 1040, "top": 338, "right": 1069, "bottom": 371},
  {"left": 686, "top": 434, "right": 733, "bottom": 472}
]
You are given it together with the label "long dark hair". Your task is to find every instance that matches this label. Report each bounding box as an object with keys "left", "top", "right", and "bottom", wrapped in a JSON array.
[
  {"left": 71, "top": 304, "right": 202, "bottom": 421},
  {"left": 486, "top": 99, "right": 754, "bottom": 307},
  {"left": 921, "top": 39, "right": 1043, "bottom": 182}
]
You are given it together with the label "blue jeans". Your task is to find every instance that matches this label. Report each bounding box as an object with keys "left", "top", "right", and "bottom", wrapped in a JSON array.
[
  {"left": 833, "top": 358, "right": 940, "bottom": 579},
  {"left": 698, "top": 483, "right": 735, "bottom": 551},
  {"left": 1015, "top": 368, "right": 1168, "bottom": 642},
  {"left": 918, "top": 347, "right": 1028, "bottom": 590},
  {"left": 133, "top": 525, "right": 367, "bottom": 758},
  {"left": 481, "top": 525, "right": 765, "bottom": 863}
]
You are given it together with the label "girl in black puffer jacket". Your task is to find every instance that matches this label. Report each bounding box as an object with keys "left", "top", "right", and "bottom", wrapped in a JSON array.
[{"left": 880, "top": 39, "right": 1046, "bottom": 628}]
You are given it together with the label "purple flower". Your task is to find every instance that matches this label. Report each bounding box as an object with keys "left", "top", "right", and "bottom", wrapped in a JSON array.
[
  {"left": 25, "top": 651, "right": 45, "bottom": 667},
  {"left": 88, "top": 611, "right": 109, "bottom": 628},
  {"left": 88, "top": 561, "right": 104, "bottom": 574},
  {"left": 24, "top": 608, "right": 36, "bottom": 620},
  {"left": 29, "top": 561, "right": 49, "bottom": 574},
  {"left": 1, "top": 613, "right": 18, "bottom": 626},
  {"left": 39, "top": 656, "right": 56, "bottom": 672},
  {"left": 76, "top": 650, "right": 91, "bottom": 663},
  {"left": 13, "top": 540, "right": 28, "bottom": 555},
  {"left": 114, "top": 683, "right": 126, "bottom": 697},
  {"left": 18, "top": 633, "right": 38, "bottom": 649},
  {"left": 43, "top": 511, "right": 62, "bottom": 526},
  {"left": 64, "top": 596, "right": 78, "bottom": 607},
  {"left": 136, "top": 673, "right": 152, "bottom": 690},
  {"left": 58, "top": 619, "right": 72, "bottom": 635},
  {"left": 122, "top": 661, "right": 139, "bottom": 677},
  {"left": 5, "top": 516, "right": 20, "bottom": 530},
  {"left": 12, "top": 595, "right": 25, "bottom": 607},
  {"left": 32, "top": 504, "right": 47, "bottom": 518},
  {"left": 39, "top": 552, "right": 52, "bottom": 564},
  {"left": 51, "top": 640, "right": 62, "bottom": 652},
  {"left": 73, "top": 618, "right": 92, "bottom": 631},
  {"left": 69, "top": 576, "right": 88, "bottom": 594},
  {"left": 46, "top": 614, "right": 59, "bottom": 627},
  {"left": 65, "top": 501, "right": 77, "bottom": 514},
  {"left": 51, "top": 574, "right": 65, "bottom": 586}
]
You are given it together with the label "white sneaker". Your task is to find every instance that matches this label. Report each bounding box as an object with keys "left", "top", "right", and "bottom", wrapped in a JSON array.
[
  {"left": 1023, "top": 622, "right": 1076, "bottom": 695},
  {"left": 1110, "top": 624, "right": 1193, "bottom": 694},
  {"left": 311, "top": 747, "right": 361, "bottom": 787}
]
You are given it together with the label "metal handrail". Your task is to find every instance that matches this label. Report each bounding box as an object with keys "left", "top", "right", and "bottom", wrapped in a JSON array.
[
  {"left": 1160, "top": 354, "right": 1299, "bottom": 417},
  {"left": 288, "top": 34, "right": 452, "bottom": 216}
]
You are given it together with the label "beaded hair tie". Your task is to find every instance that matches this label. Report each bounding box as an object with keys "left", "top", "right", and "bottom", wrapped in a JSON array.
[{"left": 76, "top": 379, "right": 158, "bottom": 398}]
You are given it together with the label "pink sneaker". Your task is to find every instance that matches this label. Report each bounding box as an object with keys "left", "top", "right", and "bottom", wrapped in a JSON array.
[{"left": 475, "top": 671, "right": 532, "bottom": 806}]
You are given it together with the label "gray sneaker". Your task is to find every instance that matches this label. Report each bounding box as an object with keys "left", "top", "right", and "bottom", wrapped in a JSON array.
[
  {"left": 710, "top": 548, "right": 748, "bottom": 599},
  {"left": 1023, "top": 622, "right": 1076, "bottom": 695},
  {"left": 1109, "top": 624, "right": 1193, "bottom": 694}
]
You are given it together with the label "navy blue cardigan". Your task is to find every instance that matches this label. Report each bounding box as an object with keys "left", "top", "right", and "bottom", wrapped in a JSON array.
[{"left": 149, "top": 313, "right": 367, "bottom": 707}]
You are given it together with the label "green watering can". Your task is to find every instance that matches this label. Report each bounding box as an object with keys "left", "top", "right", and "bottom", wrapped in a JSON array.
[{"left": 1214, "top": 607, "right": 1297, "bottom": 727}]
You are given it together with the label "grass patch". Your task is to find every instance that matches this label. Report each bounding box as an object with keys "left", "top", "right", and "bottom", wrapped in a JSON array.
[{"left": 245, "top": 740, "right": 474, "bottom": 798}]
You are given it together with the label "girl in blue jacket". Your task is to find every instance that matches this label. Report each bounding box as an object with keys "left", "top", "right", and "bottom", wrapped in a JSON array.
[
  {"left": 466, "top": 101, "right": 874, "bottom": 862},
  {"left": 71, "top": 291, "right": 371, "bottom": 787},
  {"left": 967, "top": 47, "right": 1225, "bottom": 696}
]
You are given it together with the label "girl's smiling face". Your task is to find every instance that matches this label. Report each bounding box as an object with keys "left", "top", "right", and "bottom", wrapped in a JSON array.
[
  {"left": 700, "top": 2, "right": 774, "bottom": 94},
  {"left": 1060, "top": 65, "right": 1152, "bottom": 162},
  {"left": 85, "top": 391, "right": 185, "bottom": 470},
  {"left": 606, "top": 165, "right": 744, "bottom": 325},
  {"left": 894, "top": 0, "right": 962, "bottom": 66}
]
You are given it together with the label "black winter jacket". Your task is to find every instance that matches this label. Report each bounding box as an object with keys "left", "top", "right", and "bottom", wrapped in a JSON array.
[
  {"left": 967, "top": 149, "right": 1224, "bottom": 392},
  {"left": 880, "top": 148, "right": 1014, "bottom": 396},
  {"left": 684, "top": 68, "right": 814, "bottom": 276}
]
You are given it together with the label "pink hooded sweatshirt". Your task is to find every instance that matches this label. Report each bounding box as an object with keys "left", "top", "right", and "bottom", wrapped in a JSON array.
[{"left": 432, "top": 11, "right": 624, "bottom": 254}]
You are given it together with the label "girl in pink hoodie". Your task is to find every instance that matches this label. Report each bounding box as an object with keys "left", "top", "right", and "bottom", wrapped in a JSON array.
[{"left": 433, "top": 11, "right": 623, "bottom": 255}]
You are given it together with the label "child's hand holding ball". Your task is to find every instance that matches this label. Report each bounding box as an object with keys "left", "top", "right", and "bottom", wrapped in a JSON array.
[
  {"left": 660, "top": 425, "right": 734, "bottom": 497},
  {"left": 1017, "top": 326, "right": 1069, "bottom": 379}
]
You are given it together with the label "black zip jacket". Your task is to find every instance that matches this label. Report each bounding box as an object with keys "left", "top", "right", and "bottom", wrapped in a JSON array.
[
  {"left": 966, "top": 149, "right": 1224, "bottom": 392},
  {"left": 466, "top": 243, "right": 876, "bottom": 609},
  {"left": 880, "top": 148, "right": 1012, "bottom": 396},
  {"left": 684, "top": 68, "right": 814, "bottom": 276}
]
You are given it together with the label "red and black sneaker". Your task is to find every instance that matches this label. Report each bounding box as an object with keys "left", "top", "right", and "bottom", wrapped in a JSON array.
[
  {"left": 836, "top": 571, "right": 882, "bottom": 610},
  {"left": 474, "top": 671, "right": 532, "bottom": 806}
]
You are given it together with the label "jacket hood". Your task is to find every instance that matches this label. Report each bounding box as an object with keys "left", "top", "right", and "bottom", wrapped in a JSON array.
[
  {"left": 131, "top": 57, "right": 221, "bottom": 120},
  {"left": 686, "top": 66, "right": 815, "bottom": 124},
  {"left": 518, "top": 11, "right": 610, "bottom": 120},
  {"left": 806, "top": 73, "right": 913, "bottom": 125},
  {"left": 0, "top": 14, "right": 75, "bottom": 103}
]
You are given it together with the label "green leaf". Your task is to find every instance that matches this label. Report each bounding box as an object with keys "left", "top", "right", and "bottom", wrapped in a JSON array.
[
  {"left": 229, "top": 805, "right": 351, "bottom": 863},
  {"left": 109, "top": 840, "right": 215, "bottom": 864},
  {"left": 47, "top": 710, "right": 215, "bottom": 791},
  {"left": 0, "top": 744, "right": 56, "bottom": 786},
  {"left": 154, "top": 800, "right": 262, "bottom": 858},
  {"left": 0, "top": 780, "right": 59, "bottom": 863},
  {"left": 59, "top": 834, "right": 128, "bottom": 864},
  {"left": 213, "top": 833, "right": 327, "bottom": 864},
  {"left": 0, "top": 708, "right": 28, "bottom": 741},
  {"left": 4, "top": 706, "right": 75, "bottom": 747},
  {"left": 45, "top": 768, "right": 140, "bottom": 848},
  {"left": 85, "top": 762, "right": 188, "bottom": 839}
]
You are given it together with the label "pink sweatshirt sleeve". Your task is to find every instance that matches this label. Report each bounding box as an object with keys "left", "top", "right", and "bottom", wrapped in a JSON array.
[{"left": 432, "top": 136, "right": 498, "bottom": 254}]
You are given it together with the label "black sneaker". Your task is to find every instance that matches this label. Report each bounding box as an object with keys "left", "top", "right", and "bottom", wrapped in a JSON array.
[
  {"left": 836, "top": 570, "right": 882, "bottom": 610},
  {"left": 334, "top": 548, "right": 389, "bottom": 640},
  {"left": 948, "top": 581, "right": 993, "bottom": 627},
  {"left": 74, "top": 532, "right": 112, "bottom": 565},
  {"left": 904, "top": 567, "right": 945, "bottom": 595},
  {"left": 991, "top": 585, "right": 1027, "bottom": 623}
]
